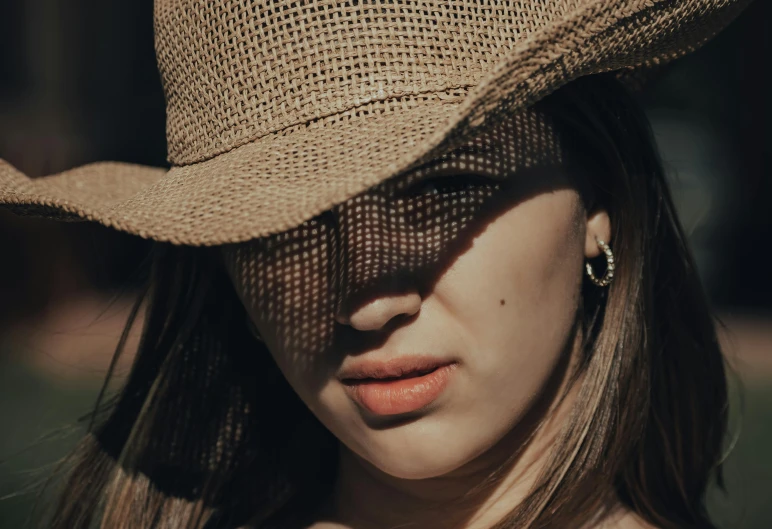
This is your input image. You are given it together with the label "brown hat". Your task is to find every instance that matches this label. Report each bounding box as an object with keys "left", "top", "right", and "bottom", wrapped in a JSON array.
[{"left": 0, "top": 0, "right": 753, "bottom": 246}]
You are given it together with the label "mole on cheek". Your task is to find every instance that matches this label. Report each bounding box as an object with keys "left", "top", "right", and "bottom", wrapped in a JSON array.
[{"left": 500, "top": 299, "right": 505, "bottom": 306}]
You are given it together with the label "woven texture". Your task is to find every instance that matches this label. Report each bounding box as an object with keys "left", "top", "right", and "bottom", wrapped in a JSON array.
[
  {"left": 222, "top": 105, "right": 567, "bottom": 357},
  {"left": 0, "top": 0, "right": 753, "bottom": 246}
]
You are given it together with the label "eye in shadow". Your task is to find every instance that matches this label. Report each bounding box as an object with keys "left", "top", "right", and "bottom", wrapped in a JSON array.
[{"left": 398, "top": 173, "right": 501, "bottom": 198}]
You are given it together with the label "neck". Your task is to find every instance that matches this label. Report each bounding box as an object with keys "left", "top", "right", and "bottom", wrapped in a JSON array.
[{"left": 314, "top": 331, "right": 587, "bottom": 529}]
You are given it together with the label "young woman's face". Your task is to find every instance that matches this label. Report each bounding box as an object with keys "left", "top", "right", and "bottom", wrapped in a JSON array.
[{"left": 222, "top": 112, "right": 609, "bottom": 480}]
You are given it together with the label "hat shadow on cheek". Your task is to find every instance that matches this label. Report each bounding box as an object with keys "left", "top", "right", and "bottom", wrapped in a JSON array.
[{"left": 221, "top": 159, "right": 575, "bottom": 397}]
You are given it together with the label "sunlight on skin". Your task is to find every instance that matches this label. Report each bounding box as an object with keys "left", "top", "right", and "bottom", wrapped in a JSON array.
[{"left": 222, "top": 109, "right": 617, "bottom": 529}]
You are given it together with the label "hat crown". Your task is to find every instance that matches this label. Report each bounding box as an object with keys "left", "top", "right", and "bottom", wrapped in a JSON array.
[{"left": 154, "top": 0, "right": 577, "bottom": 165}]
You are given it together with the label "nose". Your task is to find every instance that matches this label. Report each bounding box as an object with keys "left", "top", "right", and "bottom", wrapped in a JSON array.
[
  {"left": 329, "top": 187, "right": 423, "bottom": 333},
  {"left": 334, "top": 291, "right": 422, "bottom": 331}
]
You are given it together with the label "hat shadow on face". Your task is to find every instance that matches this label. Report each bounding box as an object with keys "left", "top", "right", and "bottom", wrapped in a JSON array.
[{"left": 221, "top": 107, "right": 581, "bottom": 396}]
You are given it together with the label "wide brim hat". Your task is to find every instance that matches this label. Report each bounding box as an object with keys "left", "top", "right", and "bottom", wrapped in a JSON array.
[{"left": 0, "top": 0, "right": 753, "bottom": 246}]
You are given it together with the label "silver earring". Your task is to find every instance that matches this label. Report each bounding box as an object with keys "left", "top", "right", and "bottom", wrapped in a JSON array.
[
  {"left": 246, "top": 317, "right": 265, "bottom": 342},
  {"left": 585, "top": 239, "right": 615, "bottom": 287}
]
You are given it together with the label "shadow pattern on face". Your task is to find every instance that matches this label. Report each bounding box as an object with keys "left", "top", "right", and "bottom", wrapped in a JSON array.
[
  {"left": 221, "top": 106, "right": 577, "bottom": 392},
  {"left": 81, "top": 103, "right": 586, "bottom": 529}
]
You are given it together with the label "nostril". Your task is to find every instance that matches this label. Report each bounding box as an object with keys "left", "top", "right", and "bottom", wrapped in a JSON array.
[{"left": 345, "top": 295, "right": 421, "bottom": 333}]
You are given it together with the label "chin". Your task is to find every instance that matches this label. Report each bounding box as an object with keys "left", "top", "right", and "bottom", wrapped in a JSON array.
[
  {"left": 361, "top": 431, "right": 481, "bottom": 480},
  {"left": 371, "top": 455, "right": 463, "bottom": 480}
]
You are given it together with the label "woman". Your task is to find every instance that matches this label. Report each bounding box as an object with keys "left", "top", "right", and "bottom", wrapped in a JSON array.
[{"left": 0, "top": 1, "right": 753, "bottom": 528}]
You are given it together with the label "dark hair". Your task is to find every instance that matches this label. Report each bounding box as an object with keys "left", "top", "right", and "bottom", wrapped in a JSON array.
[{"left": 37, "top": 73, "right": 729, "bottom": 529}]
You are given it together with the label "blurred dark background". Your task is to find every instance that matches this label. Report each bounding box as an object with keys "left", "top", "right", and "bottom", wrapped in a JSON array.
[{"left": 0, "top": 1, "right": 769, "bottom": 527}]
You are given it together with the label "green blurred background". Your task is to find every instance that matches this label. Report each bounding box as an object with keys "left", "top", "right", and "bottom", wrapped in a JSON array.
[{"left": 0, "top": 1, "right": 769, "bottom": 527}]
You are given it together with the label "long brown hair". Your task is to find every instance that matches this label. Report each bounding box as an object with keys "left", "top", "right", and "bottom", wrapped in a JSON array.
[{"left": 36, "top": 73, "right": 729, "bottom": 529}]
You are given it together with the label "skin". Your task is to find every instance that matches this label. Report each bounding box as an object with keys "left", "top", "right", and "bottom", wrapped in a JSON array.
[{"left": 221, "top": 114, "right": 652, "bottom": 528}]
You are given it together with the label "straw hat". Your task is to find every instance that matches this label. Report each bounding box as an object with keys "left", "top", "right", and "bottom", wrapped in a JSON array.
[{"left": 0, "top": 0, "right": 753, "bottom": 246}]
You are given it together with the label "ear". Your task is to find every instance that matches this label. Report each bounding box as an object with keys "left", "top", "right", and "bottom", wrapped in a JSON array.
[{"left": 584, "top": 208, "right": 611, "bottom": 258}]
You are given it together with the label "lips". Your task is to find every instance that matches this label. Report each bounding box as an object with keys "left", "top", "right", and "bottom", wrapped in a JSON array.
[
  {"left": 339, "top": 356, "right": 458, "bottom": 416},
  {"left": 338, "top": 355, "right": 455, "bottom": 382}
]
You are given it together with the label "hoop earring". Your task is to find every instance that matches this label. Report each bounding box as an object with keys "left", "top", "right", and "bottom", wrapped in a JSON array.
[
  {"left": 246, "top": 317, "right": 265, "bottom": 343},
  {"left": 585, "top": 239, "right": 615, "bottom": 287}
]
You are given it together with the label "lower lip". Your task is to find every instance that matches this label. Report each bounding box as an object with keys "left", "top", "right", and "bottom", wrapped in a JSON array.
[{"left": 342, "top": 363, "right": 458, "bottom": 416}]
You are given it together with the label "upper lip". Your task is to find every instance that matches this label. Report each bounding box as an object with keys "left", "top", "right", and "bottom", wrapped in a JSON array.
[{"left": 337, "top": 355, "right": 455, "bottom": 383}]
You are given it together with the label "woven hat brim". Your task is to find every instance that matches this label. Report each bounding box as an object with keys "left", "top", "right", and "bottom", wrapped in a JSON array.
[
  {"left": 0, "top": 0, "right": 753, "bottom": 246},
  {"left": 1, "top": 101, "right": 465, "bottom": 245}
]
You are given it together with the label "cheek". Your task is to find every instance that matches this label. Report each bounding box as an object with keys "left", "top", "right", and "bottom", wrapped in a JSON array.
[
  {"left": 366, "top": 190, "right": 586, "bottom": 473},
  {"left": 459, "top": 195, "right": 583, "bottom": 447},
  {"left": 221, "top": 227, "right": 340, "bottom": 389},
  {"left": 443, "top": 190, "right": 584, "bottom": 405}
]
